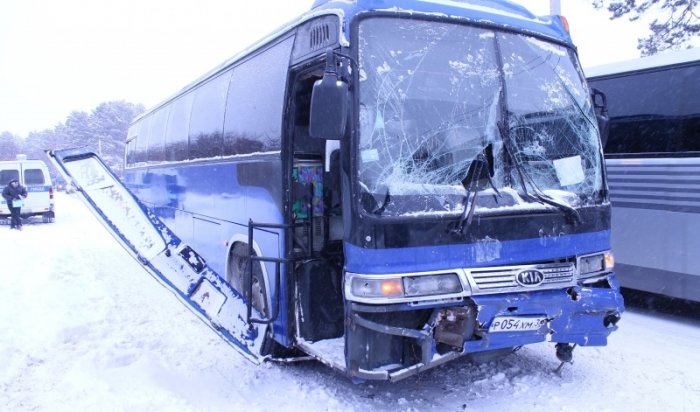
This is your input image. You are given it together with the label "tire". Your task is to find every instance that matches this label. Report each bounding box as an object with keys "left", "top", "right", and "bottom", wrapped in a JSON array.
[{"left": 227, "top": 243, "right": 269, "bottom": 318}]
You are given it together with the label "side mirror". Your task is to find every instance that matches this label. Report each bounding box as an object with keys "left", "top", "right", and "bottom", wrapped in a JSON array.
[
  {"left": 309, "top": 50, "right": 349, "bottom": 140},
  {"left": 591, "top": 88, "right": 610, "bottom": 148}
]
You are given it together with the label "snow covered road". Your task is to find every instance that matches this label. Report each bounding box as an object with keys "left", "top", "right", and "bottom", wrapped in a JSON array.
[{"left": 1, "top": 192, "right": 699, "bottom": 411}]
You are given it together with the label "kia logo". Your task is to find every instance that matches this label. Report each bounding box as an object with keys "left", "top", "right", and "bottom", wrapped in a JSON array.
[{"left": 516, "top": 270, "right": 544, "bottom": 287}]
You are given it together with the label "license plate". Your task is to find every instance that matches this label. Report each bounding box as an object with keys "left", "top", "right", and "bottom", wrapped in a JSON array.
[{"left": 488, "top": 316, "right": 547, "bottom": 333}]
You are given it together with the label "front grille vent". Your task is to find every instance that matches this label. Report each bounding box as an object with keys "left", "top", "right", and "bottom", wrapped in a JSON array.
[{"left": 467, "top": 262, "right": 576, "bottom": 294}]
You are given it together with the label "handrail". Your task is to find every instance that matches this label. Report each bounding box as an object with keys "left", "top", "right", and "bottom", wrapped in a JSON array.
[{"left": 245, "top": 219, "right": 312, "bottom": 324}]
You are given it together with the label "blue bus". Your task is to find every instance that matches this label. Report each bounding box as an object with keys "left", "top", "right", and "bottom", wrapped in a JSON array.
[
  {"left": 587, "top": 48, "right": 700, "bottom": 303},
  {"left": 50, "top": 0, "right": 624, "bottom": 381}
]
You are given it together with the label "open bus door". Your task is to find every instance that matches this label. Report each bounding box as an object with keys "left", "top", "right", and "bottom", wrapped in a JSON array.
[{"left": 47, "top": 148, "right": 266, "bottom": 363}]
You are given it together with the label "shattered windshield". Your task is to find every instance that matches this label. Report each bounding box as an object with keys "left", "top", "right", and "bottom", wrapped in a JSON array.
[{"left": 357, "top": 17, "right": 604, "bottom": 218}]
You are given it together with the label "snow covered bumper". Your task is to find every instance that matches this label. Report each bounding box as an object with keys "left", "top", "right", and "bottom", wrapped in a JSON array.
[{"left": 344, "top": 274, "right": 624, "bottom": 381}]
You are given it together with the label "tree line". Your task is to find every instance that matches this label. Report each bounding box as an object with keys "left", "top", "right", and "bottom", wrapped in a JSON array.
[
  {"left": 0, "top": 101, "right": 144, "bottom": 178},
  {"left": 592, "top": 0, "right": 698, "bottom": 55}
]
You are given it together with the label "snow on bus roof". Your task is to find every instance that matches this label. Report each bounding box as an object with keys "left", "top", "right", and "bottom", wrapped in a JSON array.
[{"left": 585, "top": 47, "right": 700, "bottom": 79}]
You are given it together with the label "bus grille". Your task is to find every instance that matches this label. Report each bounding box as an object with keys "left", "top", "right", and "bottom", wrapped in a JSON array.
[{"left": 466, "top": 262, "right": 575, "bottom": 294}]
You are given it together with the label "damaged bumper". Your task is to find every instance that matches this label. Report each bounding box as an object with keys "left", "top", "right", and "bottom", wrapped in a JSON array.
[{"left": 344, "top": 275, "right": 624, "bottom": 381}]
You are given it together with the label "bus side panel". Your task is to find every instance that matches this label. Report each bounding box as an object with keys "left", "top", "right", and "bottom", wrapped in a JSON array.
[
  {"left": 607, "top": 158, "right": 700, "bottom": 302},
  {"left": 125, "top": 157, "right": 291, "bottom": 343}
]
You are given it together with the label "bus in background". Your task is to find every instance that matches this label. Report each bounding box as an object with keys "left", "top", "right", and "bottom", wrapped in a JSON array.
[
  {"left": 587, "top": 48, "right": 700, "bottom": 303},
  {"left": 50, "top": 0, "right": 624, "bottom": 381}
]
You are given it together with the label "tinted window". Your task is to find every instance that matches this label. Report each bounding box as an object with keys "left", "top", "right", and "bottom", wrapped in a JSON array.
[
  {"left": 133, "top": 117, "right": 151, "bottom": 164},
  {"left": 223, "top": 36, "right": 293, "bottom": 155},
  {"left": 591, "top": 64, "right": 700, "bottom": 155},
  {"left": 0, "top": 169, "right": 19, "bottom": 185},
  {"left": 24, "top": 169, "right": 45, "bottom": 185},
  {"left": 165, "top": 94, "right": 194, "bottom": 162},
  {"left": 147, "top": 108, "right": 169, "bottom": 162},
  {"left": 125, "top": 123, "right": 139, "bottom": 167},
  {"left": 188, "top": 70, "right": 232, "bottom": 160},
  {"left": 125, "top": 138, "right": 136, "bottom": 167}
]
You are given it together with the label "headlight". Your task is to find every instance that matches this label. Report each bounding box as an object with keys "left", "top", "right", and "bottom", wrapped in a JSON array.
[
  {"left": 350, "top": 277, "right": 403, "bottom": 299},
  {"left": 404, "top": 274, "right": 462, "bottom": 297},
  {"left": 347, "top": 272, "right": 465, "bottom": 303},
  {"left": 579, "top": 251, "right": 614, "bottom": 277}
]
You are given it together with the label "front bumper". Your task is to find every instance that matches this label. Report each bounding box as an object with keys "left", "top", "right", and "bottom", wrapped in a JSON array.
[{"left": 344, "top": 274, "right": 624, "bottom": 381}]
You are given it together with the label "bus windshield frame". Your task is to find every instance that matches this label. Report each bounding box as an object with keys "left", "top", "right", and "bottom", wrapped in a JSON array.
[{"left": 355, "top": 16, "right": 605, "bottom": 219}]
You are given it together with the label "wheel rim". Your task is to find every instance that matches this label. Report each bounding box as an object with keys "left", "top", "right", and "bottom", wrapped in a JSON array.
[{"left": 228, "top": 243, "right": 268, "bottom": 317}]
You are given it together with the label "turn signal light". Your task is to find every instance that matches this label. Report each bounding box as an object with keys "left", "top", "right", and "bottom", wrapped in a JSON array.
[
  {"left": 604, "top": 251, "right": 615, "bottom": 270},
  {"left": 380, "top": 279, "right": 403, "bottom": 297},
  {"left": 560, "top": 15, "right": 570, "bottom": 33}
]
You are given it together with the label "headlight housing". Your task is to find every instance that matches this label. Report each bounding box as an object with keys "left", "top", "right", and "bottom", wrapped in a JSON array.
[
  {"left": 346, "top": 272, "right": 467, "bottom": 304},
  {"left": 403, "top": 274, "right": 462, "bottom": 297},
  {"left": 578, "top": 251, "right": 614, "bottom": 278}
]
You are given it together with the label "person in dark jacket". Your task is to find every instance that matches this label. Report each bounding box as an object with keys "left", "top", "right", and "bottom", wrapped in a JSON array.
[{"left": 2, "top": 179, "right": 28, "bottom": 230}]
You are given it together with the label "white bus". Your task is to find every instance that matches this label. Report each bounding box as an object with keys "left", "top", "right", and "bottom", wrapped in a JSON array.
[{"left": 587, "top": 48, "right": 700, "bottom": 302}]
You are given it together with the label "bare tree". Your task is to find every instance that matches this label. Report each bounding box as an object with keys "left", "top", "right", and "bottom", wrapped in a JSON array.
[
  {"left": 593, "top": 0, "right": 699, "bottom": 56},
  {"left": 0, "top": 132, "right": 21, "bottom": 160}
]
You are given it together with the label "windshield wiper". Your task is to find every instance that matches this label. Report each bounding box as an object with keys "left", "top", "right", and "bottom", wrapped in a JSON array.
[
  {"left": 452, "top": 145, "right": 501, "bottom": 234},
  {"left": 497, "top": 122, "right": 582, "bottom": 227},
  {"left": 371, "top": 188, "right": 391, "bottom": 216}
]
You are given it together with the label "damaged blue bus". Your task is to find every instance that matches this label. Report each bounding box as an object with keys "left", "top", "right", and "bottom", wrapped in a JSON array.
[{"left": 49, "top": 0, "right": 623, "bottom": 381}]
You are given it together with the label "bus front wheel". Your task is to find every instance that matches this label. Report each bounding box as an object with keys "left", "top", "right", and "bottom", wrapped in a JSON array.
[{"left": 227, "top": 242, "right": 269, "bottom": 318}]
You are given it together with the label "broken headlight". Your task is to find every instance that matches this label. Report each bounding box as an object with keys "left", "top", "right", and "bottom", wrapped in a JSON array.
[
  {"left": 346, "top": 272, "right": 466, "bottom": 304},
  {"left": 578, "top": 251, "right": 614, "bottom": 278},
  {"left": 403, "top": 274, "right": 462, "bottom": 297}
]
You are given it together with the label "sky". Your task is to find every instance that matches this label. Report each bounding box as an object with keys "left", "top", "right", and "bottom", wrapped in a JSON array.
[{"left": 0, "top": 0, "right": 654, "bottom": 137}]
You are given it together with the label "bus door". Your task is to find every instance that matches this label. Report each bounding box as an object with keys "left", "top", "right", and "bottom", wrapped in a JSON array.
[
  {"left": 285, "top": 65, "right": 346, "bottom": 360},
  {"left": 21, "top": 162, "right": 54, "bottom": 221},
  {"left": 47, "top": 148, "right": 267, "bottom": 363}
]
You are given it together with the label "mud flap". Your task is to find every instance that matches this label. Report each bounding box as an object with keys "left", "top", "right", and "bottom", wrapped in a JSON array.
[{"left": 47, "top": 148, "right": 266, "bottom": 363}]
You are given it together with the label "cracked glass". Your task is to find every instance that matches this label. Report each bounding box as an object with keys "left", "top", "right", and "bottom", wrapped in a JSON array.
[{"left": 357, "top": 18, "right": 604, "bottom": 218}]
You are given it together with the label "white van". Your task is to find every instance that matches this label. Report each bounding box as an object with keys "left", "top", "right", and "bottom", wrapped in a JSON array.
[{"left": 0, "top": 155, "right": 55, "bottom": 223}]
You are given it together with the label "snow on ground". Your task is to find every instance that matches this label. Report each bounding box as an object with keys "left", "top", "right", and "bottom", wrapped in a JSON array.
[{"left": 1, "top": 192, "right": 699, "bottom": 411}]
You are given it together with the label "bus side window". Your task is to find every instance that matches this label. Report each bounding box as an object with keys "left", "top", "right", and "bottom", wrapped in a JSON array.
[
  {"left": 147, "top": 107, "right": 169, "bottom": 163},
  {"left": 189, "top": 70, "right": 231, "bottom": 160},
  {"left": 224, "top": 37, "right": 293, "bottom": 156},
  {"left": 165, "top": 94, "right": 194, "bottom": 162},
  {"left": 597, "top": 64, "right": 700, "bottom": 155}
]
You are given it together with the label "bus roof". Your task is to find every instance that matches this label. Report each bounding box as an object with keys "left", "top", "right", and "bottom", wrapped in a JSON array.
[
  {"left": 311, "top": 0, "right": 572, "bottom": 43},
  {"left": 134, "top": 0, "right": 572, "bottom": 124},
  {"left": 585, "top": 47, "right": 700, "bottom": 79}
]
